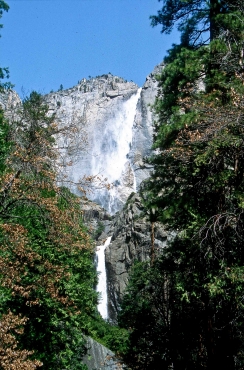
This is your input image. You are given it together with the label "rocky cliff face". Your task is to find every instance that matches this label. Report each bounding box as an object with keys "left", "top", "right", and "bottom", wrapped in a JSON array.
[
  {"left": 79, "top": 192, "right": 172, "bottom": 322},
  {"left": 128, "top": 62, "right": 164, "bottom": 189},
  {"left": 0, "top": 64, "right": 164, "bottom": 214},
  {"left": 105, "top": 193, "right": 173, "bottom": 321},
  {"left": 0, "top": 89, "right": 21, "bottom": 121},
  {"left": 45, "top": 75, "right": 139, "bottom": 214},
  {"left": 44, "top": 64, "right": 164, "bottom": 214}
]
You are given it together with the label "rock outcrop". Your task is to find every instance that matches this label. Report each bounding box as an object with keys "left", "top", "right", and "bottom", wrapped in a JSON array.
[
  {"left": 83, "top": 337, "right": 126, "bottom": 369},
  {"left": 105, "top": 192, "right": 173, "bottom": 321},
  {"left": 0, "top": 89, "right": 22, "bottom": 121},
  {"left": 80, "top": 191, "right": 173, "bottom": 323},
  {"left": 81, "top": 198, "right": 112, "bottom": 235}
]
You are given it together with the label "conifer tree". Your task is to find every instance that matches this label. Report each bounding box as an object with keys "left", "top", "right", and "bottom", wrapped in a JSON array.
[
  {"left": 120, "top": 1, "right": 244, "bottom": 369},
  {"left": 150, "top": 0, "right": 238, "bottom": 46}
]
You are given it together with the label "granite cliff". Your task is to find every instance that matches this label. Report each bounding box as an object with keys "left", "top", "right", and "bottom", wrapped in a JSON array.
[
  {"left": 128, "top": 62, "right": 164, "bottom": 189},
  {"left": 45, "top": 74, "right": 139, "bottom": 214},
  {"left": 44, "top": 63, "right": 164, "bottom": 214}
]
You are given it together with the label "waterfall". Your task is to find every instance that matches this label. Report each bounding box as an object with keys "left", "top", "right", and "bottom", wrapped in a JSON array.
[
  {"left": 90, "top": 88, "right": 142, "bottom": 213},
  {"left": 96, "top": 236, "right": 112, "bottom": 319},
  {"left": 60, "top": 86, "right": 142, "bottom": 214}
]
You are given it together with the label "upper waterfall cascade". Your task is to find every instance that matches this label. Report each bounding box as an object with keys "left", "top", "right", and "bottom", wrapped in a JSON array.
[{"left": 89, "top": 88, "right": 141, "bottom": 213}]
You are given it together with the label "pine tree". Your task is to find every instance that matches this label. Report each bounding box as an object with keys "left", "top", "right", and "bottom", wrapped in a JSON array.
[{"left": 120, "top": 1, "right": 244, "bottom": 369}]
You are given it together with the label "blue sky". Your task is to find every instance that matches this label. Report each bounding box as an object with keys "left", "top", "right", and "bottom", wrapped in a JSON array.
[{"left": 1, "top": 0, "right": 179, "bottom": 97}]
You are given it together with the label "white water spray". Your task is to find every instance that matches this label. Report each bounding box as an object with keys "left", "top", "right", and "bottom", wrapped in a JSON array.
[
  {"left": 96, "top": 236, "right": 112, "bottom": 319},
  {"left": 90, "top": 88, "right": 141, "bottom": 213},
  {"left": 63, "top": 87, "right": 141, "bottom": 213}
]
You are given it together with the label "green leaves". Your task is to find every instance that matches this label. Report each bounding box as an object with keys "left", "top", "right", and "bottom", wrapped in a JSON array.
[
  {"left": 0, "top": 110, "right": 11, "bottom": 172},
  {"left": 0, "top": 94, "right": 98, "bottom": 369},
  {"left": 121, "top": 1, "right": 244, "bottom": 369}
]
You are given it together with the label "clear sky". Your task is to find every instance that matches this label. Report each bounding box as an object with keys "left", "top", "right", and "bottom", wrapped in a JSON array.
[{"left": 1, "top": 0, "right": 179, "bottom": 97}]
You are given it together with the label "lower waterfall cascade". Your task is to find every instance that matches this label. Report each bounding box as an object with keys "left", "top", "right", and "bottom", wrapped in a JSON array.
[{"left": 96, "top": 236, "right": 112, "bottom": 319}]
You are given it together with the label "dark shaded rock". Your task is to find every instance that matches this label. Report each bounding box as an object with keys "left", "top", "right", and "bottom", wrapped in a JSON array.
[
  {"left": 80, "top": 198, "right": 112, "bottom": 240},
  {"left": 105, "top": 193, "right": 173, "bottom": 321}
]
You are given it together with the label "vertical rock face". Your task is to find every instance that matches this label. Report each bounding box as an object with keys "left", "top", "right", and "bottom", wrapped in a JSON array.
[
  {"left": 128, "top": 62, "right": 164, "bottom": 190},
  {"left": 0, "top": 64, "right": 167, "bottom": 322},
  {"left": 0, "top": 90, "right": 22, "bottom": 121},
  {"left": 105, "top": 193, "right": 173, "bottom": 321},
  {"left": 0, "top": 89, "right": 21, "bottom": 108},
  {"left": 102, "top": 63, "right": 168, "bottom": 320}
]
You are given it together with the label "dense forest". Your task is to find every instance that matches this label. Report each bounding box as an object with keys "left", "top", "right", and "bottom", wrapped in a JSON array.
[
  {"left": 119, "top": 0, "right": 244, "bottom": 369},
  {"left": 1, "top": 0, "right": 244, "bottom": 369}
]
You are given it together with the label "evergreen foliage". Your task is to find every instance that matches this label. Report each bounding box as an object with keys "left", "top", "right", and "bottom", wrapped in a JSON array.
[
  {"left": 0, "top": 1, "right": 13, "bottom": 91},
  {"left": 85, "top": 316, "right": 129, "bottom": 355},
  {"left": 150, "top": 0, "right": 237, "bottom": 45},
  {"left": 119, "top": 1, "right": 244, "bottom": 369}
]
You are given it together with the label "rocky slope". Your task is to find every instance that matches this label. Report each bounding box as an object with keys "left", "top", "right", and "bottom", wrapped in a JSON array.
[{"left": 83, "top": 336, "right": 126, "bottom": 370}]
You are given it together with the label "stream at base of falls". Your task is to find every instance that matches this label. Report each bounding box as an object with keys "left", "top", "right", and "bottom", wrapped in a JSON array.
[{"left": 96, "top": 236, "right": 112, "bottom": 319}]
